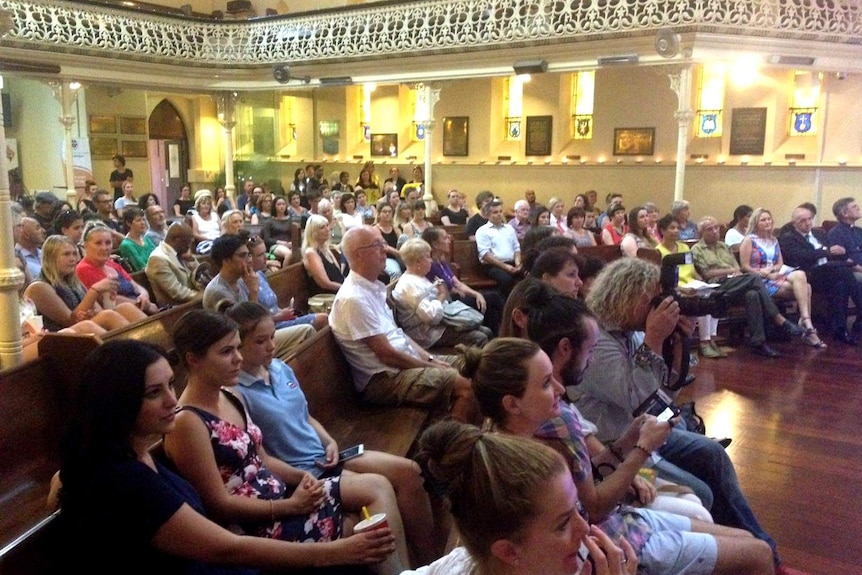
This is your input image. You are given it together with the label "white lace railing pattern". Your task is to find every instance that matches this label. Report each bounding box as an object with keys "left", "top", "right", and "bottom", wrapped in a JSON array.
[{"left": 1, "top": 0, "right": 860, "bottom": 67}]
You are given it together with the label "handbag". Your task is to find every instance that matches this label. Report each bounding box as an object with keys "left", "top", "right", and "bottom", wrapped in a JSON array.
[{"left": 441, "top": 300, "right": 484, "bottom": 330}]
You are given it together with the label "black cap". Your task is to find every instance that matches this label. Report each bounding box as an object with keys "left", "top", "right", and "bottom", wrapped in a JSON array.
[{"left": 35, "top": 192, "right": 57, "bottom": 204}]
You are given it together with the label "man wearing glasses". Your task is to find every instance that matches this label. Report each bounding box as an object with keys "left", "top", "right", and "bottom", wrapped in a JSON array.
[
  {"left": 329, "top": 226, "right": 479, "bottom": 424},
  {"left": 91, "top": 189, "right": 125, "bottom": 248},
  {"left": 203, "top": 234, "right": 315, "bottom": 359}
]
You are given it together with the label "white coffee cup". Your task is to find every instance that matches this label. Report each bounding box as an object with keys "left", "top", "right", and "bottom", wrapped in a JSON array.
[{"left": 353, "top": 512, "right": 388, "bottom": 534}]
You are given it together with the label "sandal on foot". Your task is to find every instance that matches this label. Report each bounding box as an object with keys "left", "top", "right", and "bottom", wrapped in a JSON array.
[{"left": 798, "top": 318, "right": 827, "bottom": 348}]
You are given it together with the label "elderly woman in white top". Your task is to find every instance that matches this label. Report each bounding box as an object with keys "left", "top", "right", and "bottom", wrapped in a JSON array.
[{"left": 392, "top": 238, "right": 491, "bottom": 350}]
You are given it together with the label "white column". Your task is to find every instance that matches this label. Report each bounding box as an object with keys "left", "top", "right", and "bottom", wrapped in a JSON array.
[
  {"left": 0, "top": 75, "right": 25, "bottom": 368},
  {"left": 668, "top": 66, "right": 694, "bottom": 202},
  {"left": 414, "top": 83, "right": 440, "bottom": 213},
  {"left": 216, "top": 92, "right": 237, "bottom": 204},
  {"left": 49, "top": 81, "right": 82, "bottom": 205}
]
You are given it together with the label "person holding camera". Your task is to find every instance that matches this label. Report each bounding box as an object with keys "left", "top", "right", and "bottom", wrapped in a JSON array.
[{"left": 573, "top": 257, "right": 808, "bottom": 575}]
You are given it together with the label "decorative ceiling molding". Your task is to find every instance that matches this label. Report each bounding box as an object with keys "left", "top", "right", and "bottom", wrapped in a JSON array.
[{"left": 1, "top": 0, "right": 861, "bottom": 69}]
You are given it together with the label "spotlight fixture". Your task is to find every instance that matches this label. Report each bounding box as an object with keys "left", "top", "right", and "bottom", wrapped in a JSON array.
[
  {"left": 273, "top": 64, "right": 290, "bottom": 84},
  {"left": 513, "top": 60, "right": 548, "bottom": 75}
]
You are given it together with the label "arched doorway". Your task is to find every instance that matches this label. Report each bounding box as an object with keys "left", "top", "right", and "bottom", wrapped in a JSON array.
[{"left": 148, "top": 100, "right": 189, "bottom": 210}]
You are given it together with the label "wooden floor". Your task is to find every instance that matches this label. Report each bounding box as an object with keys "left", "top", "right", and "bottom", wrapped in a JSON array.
[{"left": 678, "top": 335, "right": 862, "bottom": 575}]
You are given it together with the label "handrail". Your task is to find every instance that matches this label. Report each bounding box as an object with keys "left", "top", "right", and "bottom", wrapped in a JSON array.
[{"left": 0, "top": 0, "right": 860, "bottom": 68}]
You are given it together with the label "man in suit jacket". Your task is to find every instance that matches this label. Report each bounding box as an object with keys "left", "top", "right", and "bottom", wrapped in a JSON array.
[
  {"left": 145, "top": 222, "right": 201, "bottom": 306},
  {"left": 778, "top": 205, "right": 862, "bottom": 344}
]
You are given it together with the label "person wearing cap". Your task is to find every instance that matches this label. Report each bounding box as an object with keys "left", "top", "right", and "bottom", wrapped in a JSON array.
[
  {"left": 32, "top": 191, "right": 57, "bottom": 234},
  {"left": 108, "top": 154, "right": 133, "bottom": 200}
]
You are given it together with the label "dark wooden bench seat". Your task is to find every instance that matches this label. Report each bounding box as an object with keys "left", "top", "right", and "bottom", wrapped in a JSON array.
[
  {"left": 451, "top": 239, "right": 497, "bottom": 291},
  {"left": 284, "top": 326, "right": 434, "bottom": 459}
]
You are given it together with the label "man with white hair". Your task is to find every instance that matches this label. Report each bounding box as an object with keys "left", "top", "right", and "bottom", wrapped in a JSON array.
[
  {"left": 508, "top": 199, "right": 532, "bottom": 241},
  {"left": 329, "top": 225, "right": 478, "bottom": 424},
  {"left": 779, "top": 204, "right": 862, "bottom": 344}
]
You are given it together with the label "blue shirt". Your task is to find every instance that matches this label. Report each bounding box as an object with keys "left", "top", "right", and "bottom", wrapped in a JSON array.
[
  {"left": 238, "top": 359, "right": 328, "bottom": 476},
  {"left": 256, "top": 270, "right": 316, "bottom": 329},
  {"left": 677, "top": 220, "right": 699, "bottom": 241}
]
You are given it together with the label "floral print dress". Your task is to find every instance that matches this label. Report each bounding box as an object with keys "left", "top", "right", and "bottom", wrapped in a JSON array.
[
  {"left": 178, "top": 390, "right": 343, "bottom": 542},
  {"left": 747, "top": 235, "right": 787, "bottom": 296}
]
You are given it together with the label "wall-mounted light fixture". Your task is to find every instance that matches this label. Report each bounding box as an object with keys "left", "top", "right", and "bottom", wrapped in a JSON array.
[{"left": 513, "top": 59, "right": 547, "bottom": 75}]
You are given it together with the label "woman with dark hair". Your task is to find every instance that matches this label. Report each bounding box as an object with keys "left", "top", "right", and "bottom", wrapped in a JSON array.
[
  {"left": 565, "top": 206, "right": 597, "bottom": 248},
  {"left": 422, "top": 227, "right": 503, "bottom": 336},
  {"left": 137, "top": 193, "right": 160, "bottom": 211},
  {"left": 338, "top": 192, "right": 365, "bottom": 232},
  {"left": 407, "top": 419, "right": 637, "bottom": 575},
  {"left": 375, "top": 203, "right": 404, "bottom": 281},
  {"left": 400, "top": 199, "right": 433, "bottom": 242},
  {"left": 530, "top": 205, "right": 551, "bottom": 227},
  {"left": 260, "top": 195, "right": 293, "bottom": 262},
  {"left": 119, "top": 206, "right": 157, "bottom": 272},
  {"left": 455, "top": 337, "right": 774, "bottom": 575},
  {"left": 57, "top": 339, "right": 397, "bottom": 573},
  {"left": 53, "top": 209, "right": 84, "bottom": 246},
  {"left": 725, "top": 204, "right": 753, "bottom": 247},
  {"left": 601, "top": 204, "right": 628, "bottom": 246},
  {"left": 214, "top": 187, "right": 232, "bottom": 216},
  {"left": 165, "top": 310, "right": 407, "bottom": 574},
  {"left": 530, "top": 247, "right": 584, "bottom": 298},
  {"left": 620, "top": 206, "right": 657, "bottom": 258},
  {"left": 173, "top": 183, "right": 195, "bottom": 217}
]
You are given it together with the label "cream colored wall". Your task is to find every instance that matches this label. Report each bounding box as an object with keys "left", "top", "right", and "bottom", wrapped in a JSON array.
[
  {"left": 85, "top": 86, "right": 151, "bottom": 194},
  {"left": 5, "top": 78, "right": 71, "bottom": 199},
  {"left": 10, "top": 65, "right": 862, "bottom": 223}
]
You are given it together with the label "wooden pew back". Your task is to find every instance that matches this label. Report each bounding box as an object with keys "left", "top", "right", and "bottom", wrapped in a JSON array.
[
  {"left": 451, "top": 239, "right": 497, "bottom": 290},
  {"left": 0, "top": 358, "right": 68, "bottom": 556},
  {"left": 285, "top": 327, "right": 433, "bottom": 458}
]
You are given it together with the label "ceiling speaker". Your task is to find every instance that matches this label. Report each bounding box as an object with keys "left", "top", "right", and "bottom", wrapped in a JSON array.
[
  {"left": 655, "top": 30, "right": 681, "bottom": 58},
  {"left": 272, "top": 64, "right": 290, "bottom": 84}
]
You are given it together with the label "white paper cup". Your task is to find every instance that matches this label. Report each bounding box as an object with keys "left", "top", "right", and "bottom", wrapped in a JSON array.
[
  {"left": 353, "top": 512, "right": 388, "bottom": 534},
  {"left": 25, "top": 315, "right": 43, "bottom": 332}
]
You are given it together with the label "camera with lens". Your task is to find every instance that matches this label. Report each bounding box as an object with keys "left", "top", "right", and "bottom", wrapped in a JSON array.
[{"left": 652, "top": 252, "right": 728, "bottom": 318}]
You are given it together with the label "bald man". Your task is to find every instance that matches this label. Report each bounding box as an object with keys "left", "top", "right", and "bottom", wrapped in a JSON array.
[
  {"left": 778, "top": 205, "right": 862, "bottom": 344},
  {"left": 145, "top": 222, "right": 201, "bottom": 306},
  {"left": 329, "top": 226, "right": 478, "bottom": 424}
]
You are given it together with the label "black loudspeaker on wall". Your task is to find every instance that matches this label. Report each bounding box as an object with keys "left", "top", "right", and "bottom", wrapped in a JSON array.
[{"left": 273, "top": 64, "right": 291, "bottom": 84}]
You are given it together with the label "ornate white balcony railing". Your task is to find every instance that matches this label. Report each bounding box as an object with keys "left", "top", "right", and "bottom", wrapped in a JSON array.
[{"left": 1, "top": 0, "right": 860, "bottom": 68}]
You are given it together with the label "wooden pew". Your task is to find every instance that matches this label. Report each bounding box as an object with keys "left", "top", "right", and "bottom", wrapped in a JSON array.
[
  {"left": 266, "top": 261, "right": 310, "bottom": 313},
  {"left": 579, "top": 244, "right": 623, "bottom": 263},
  {"left": 451, "top": 239, "right": 497, "bottom": 290},
  {"left": 284, "top": 326, "right": 434, "bottom": 458},
  {"left": 0, "top": 357, "right": 68, "bottom": 574}
]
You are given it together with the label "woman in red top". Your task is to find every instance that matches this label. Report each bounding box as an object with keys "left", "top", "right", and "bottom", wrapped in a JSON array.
[
  {"left": 76, "top": 221, "right": 159, "bottom": 315},
  {"left": 601, "top": 203, "right": 629, "bottom": 246}
]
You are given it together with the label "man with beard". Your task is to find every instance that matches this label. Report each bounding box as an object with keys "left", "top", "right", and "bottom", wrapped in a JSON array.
[{"left": 563, "top": 257, "right": 805, "bottom": 575}]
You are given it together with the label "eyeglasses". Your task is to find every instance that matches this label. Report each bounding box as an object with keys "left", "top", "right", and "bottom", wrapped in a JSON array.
[
  {"left": 246, "top": 235, "right": 261, "bottom": 246},
  {"left": 357, "top": 240, "right": 388, "bottom": 251}
]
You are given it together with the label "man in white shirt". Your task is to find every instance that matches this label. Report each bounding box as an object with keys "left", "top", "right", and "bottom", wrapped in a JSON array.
[
  {"left": 329, "top": 225, "right": 478, "bottom": 423},
  {"left": 475, "top": 199, "right": 522, "bottom": 297}
]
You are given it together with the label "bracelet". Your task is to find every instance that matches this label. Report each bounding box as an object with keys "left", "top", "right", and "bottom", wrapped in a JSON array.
[
  {"left": 605, "top": 443, "right": 625, "bottom": 463},
  {"left": 634, "top": 444, "right": 651, "bottom": 458},
  {"left": 634, "top": 343, "right": 663, "bottom": 367}
]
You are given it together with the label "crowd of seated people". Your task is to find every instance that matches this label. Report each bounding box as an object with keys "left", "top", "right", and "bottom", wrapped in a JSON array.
[{"left": 12, "top": 180, "right": 856, "bottom": 575}]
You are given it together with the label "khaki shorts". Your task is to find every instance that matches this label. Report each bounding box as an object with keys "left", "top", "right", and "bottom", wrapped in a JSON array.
[{"left": 361, "top": 355, "right": 459, "bottom": 410}]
